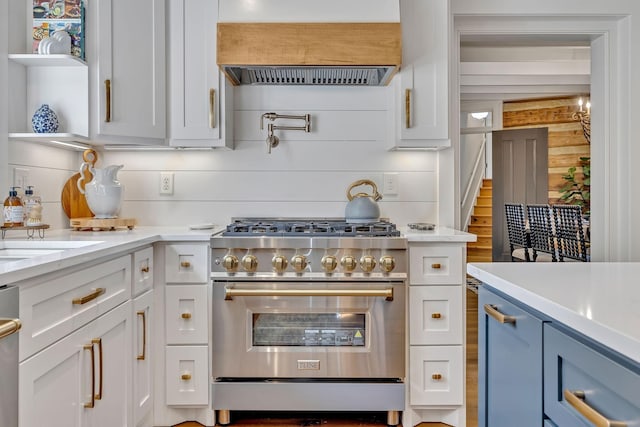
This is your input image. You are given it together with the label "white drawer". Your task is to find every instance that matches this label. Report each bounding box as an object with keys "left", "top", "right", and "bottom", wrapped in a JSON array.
[
  {"left": 19, "top": 255, "right": 131, "bottom": 361},
  {"left": 409, "top": 244, "right": 463, "bottom": 285},
  {"left": 165, "top": 244, "right": 209, "bottom": 283},
  {"left": 409, "top": 345, "right": 463, "bottom": 406},
  {"left": 165, "top": 345, "right": 209, "bottom": 406},
  {"left": 133, "top": 246, "right": 154, "bottom": 297},
  {"left": 409, "top": 286, "right": 463, "bottom": 345},
  {"left": 165, "top": 285, "right": 209, "bottom": 345}
]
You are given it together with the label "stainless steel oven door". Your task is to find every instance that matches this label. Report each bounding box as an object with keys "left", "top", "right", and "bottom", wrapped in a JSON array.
[{"left": 212, "top": 280, "right": 405, "bottom": 379}]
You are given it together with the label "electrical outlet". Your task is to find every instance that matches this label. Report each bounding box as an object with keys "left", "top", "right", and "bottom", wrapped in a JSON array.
[
  {"left": 13, "top": 168, "right": 29, "bottom": 193},
  {"left": 160, "top": 172, "right": 174, "bottom": 195},
  {"left": 383, "top": 173, "right": 399, "bottom": 195}
]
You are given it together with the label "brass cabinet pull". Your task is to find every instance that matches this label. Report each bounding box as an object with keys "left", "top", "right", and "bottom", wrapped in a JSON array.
[
  {"left": 431, "top": 263, "right": 442, "bottom": 269},
  {"left": 225, "top": 288, "right": 393, "bottom": 301},
  {"left": 484, "top": 304, "right": 516, "bottom": 324},
  {"left": 0, "top": 318, "right": 21, "bottom": 340},
  {"left": 181, "top": 373, "right": 192, "bottom": 381},
  {"left": 136, "top": 311, "right": 146, "bottom": 361},
  {"left": 564, "top": 389, "right": 627, "bottom": 427},
  {"left": 83, "top": 343, "right": 96, "bottom": 408},
  {"left": 181, "top": 312, "right": 192, "bottom": 319},
  {"left": 141, "top": 266, "right": 150, "bottom": 273},
  {"left": 180, "top": 261, "right": 191, "bottom": 268},
  {"left": 73, "top": 288, "right": 106, "bottom": 305},
  {"left": 209, "top": 88, "right": 216, "bottom": 128},
  {"left": 431, "top": 312, "right": 442, "bottom": 319},
  {"left": 405, "top": 88, "right": 411, "bottom": 128},
  {"left": 92, "top": 338, "right": 103, "bottom": 400},
  {"left": 105, "top": 79, "right": 111, "bottom": 123},
  {"left": 432, "top": 373, "right": 443, "bottom": 380}
]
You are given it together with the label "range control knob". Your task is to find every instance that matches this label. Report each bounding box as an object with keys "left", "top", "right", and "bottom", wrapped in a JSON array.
[
  {"left": 321, "top": 255, "right": 338, "bottom": 273},
  {"left": 241, "top": 255, "right": 258, "bottom": 273},
  {"left": 360, "top": 255, "right": 377, "bottom": 273},
  {"left": 222, "top": 254, "right": 239, "bottom": 272},
  {"left": 291, "top": 255, "right": 308, "bottom": 273},
  {"left": 379, "top": 256, "right": 396, "bottom": 273},
  {"left": 341, "top": 255, "right": 357, "bottom": 273},
  {"left": 272, "top": 255, "right": 288, "bottom": 273}
]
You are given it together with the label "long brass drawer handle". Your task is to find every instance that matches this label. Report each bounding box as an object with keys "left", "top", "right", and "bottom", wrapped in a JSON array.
[
  {"left": 92, "top": 338, "right": 103, "bottom": 400},
  {"left": 209, "top": 88, "right": 216, "bottom": 128},
  {"left": 73, "top": 288, "right": 106, "bottom": 305},
  {"left": 181, "top": 373, "right": 192, "bottom": 381},
  {"left": 181, "top": 312, "right": 192, "bottom": 319},
  {"left": 405, "top": 88, "right": 411, "bottom": 128},
  {"left": 84, "top": 343, "right": 96, "bottom": 408},
  {"left": 137, "top": 311, "right": 146, "bottom": 361},
  {"left": 564, "top": 389, "right": 627, "bottom": 427},
  {"left": 431, "top": 263, "right": 442, "bottom": 269},
  {"left": 225, "top": 288, "right": 393, "bottom": 301},
  {"left": 105, "top": 79, "right": 111, "bottom": 123},
  {"left": 484, "top": 304, "right": 516, "bottom": 324},
  {"left": 0, "top": 318, "right": 21, "bottom": 340},
  {"left": 180, "top": 261, "right": 191, "bottom": 268}
]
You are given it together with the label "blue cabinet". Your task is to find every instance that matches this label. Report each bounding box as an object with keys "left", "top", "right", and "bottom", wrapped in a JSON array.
[
  {"left": 478, "top": 286, "right": 544, "bottom": 427},
  {"left": 544, "top": 324, "right": 640, "bottom": 427}
]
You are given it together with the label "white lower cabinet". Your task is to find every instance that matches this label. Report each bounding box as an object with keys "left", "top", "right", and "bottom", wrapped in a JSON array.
[
  {"left": 19, "top": 301, "right": 132, "bottom": 427},
  {"left": 133, "top": 290, "right": 154, "bottom": 427},
  {"left": 409, "top": 345, "right": 464, "bottom": 406},
  {"left": 165, "top": 345, "right": 209, "bottom": 405}
]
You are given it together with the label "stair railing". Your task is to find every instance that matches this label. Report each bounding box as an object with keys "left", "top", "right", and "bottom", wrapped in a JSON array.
[{"left": 461, "top": 138, "right": 487, "bottom": 230}]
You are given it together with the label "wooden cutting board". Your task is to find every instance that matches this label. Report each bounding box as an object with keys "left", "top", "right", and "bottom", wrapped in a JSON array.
[{"left": 61, "top": 149, "right": 97, "bottom": 219}]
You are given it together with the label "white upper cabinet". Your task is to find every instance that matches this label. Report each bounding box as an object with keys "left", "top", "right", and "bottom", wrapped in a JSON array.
[
  {"left": 88, "top": 0, "right": 166, "bottom": 145},
  {"left": 167, "top": 0, "right": 233, "bottom": 148},
  {"left": 390, "top": 0, "right": 450, "bottom": 149}
]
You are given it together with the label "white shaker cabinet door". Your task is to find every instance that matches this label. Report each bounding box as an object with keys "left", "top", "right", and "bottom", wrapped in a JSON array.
[
  {"left": 89, "top": 0, "right": 166, "bottom": 144},
  {"left": 133, "top": 290, "right": 154, "bottom": 427}
]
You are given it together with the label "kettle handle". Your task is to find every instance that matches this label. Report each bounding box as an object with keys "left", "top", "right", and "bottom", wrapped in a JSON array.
[
  {"left": 346, "top": 179, "right": 382, "bottom": 201},
  {"left": 76, "top": 149, "right": 98, "bottom": 195}
]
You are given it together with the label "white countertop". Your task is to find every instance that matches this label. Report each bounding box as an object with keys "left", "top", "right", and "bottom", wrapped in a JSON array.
[
  {"left": 467, "top": 262, "right": 640, "bottom": 364},
  {"left": 0, "top": 226, "right": 224, "bottom": 285},
  {"left": 401, "top": 226, "right": 477, "bottom": 242}
]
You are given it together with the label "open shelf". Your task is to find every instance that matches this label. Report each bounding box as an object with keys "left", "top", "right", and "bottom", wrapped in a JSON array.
[{"left": 8, "top": 53, "right": 87, "bottom": 67}]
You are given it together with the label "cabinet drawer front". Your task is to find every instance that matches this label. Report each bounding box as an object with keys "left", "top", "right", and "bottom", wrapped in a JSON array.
[
  {"left": 409, "top": 245, "right": 463, "bottom": 285},
  {"left": 133, "top": 246, "right": 154, "bottom": 297},
  {"left": 544, "top": 324, "right": 640, "bottom": 427},
  {"left": 165, "top": 345, "right": 209, "bottom": 405},
  {"left": 165, "top": 285, "right": 209, "bottom": 344},
  {"left": 409, "top": 345, "right": 463, "bottom": 406},
  {"left": 165, "top": 244, "right": 209, "bottom": 283},
  {"left": 19, "top": 255, "right": 132, "bottom": 361},
  {"left": 409, "top": 286, "right": 462, "bottom": 345}
]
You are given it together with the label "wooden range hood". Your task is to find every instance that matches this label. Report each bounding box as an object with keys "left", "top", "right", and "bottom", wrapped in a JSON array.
[{"left": 217, "top": 22, "right": 402, "bottom": 86}]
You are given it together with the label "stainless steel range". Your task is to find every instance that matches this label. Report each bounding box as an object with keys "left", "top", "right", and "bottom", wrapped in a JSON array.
[{"left": 210, "top": 218, "right": 407, "bottom": 426}]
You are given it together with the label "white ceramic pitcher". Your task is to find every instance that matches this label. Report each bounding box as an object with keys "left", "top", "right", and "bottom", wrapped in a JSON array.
[{"left": 77, "top": 163, "right": 124, "bottom": 218}]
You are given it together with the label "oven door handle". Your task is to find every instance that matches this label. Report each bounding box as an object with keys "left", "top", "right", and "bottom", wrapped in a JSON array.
[{"left": 224, "top": 287, "right": 394, "bottom": 301}]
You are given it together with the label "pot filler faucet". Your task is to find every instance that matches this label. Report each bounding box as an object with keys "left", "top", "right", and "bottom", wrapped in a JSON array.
[{"left": 260, "top": 112, "right": 311, "bottom": 154}]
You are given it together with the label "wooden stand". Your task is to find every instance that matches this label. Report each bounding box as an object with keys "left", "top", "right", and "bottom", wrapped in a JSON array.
[{"left": 70, "top": 217, "right": 136, "bottom": 231}]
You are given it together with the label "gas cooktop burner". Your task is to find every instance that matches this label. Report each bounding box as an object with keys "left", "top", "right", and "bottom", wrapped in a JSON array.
[{"left": 223, "top": 217, "right": 400, "bottom": 237}]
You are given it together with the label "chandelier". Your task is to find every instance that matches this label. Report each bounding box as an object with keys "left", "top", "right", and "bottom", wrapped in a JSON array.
[{"left": 572, "top": 97, "right": 590, "bottom": 144}]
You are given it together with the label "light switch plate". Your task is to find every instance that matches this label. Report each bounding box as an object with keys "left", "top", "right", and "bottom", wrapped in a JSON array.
[{"left": 383, "top": 172, "right": 399, "bottom": 195}]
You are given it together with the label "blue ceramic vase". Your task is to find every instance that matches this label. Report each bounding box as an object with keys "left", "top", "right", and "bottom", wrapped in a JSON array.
[{"left": 32, "top": 104, "right": 59, "bottom": 133}]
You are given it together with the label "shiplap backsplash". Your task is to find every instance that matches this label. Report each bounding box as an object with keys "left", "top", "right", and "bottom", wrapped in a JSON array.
[{"left": 9, "top": 85, "right": 439, "bottom": 228}]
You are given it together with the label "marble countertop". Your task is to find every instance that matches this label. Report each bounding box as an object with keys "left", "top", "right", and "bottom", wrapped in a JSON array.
[
  {"left": 467, "top": 262, "right": 640, "bottom": 364},
  {"left": 401, "top": 226, "right": 477, "bottom": 242}
]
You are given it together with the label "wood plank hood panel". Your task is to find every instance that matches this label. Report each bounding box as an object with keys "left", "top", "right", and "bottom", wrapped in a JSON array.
[{"left": 217, "top": 23, "right": 402, "bottom": 86}]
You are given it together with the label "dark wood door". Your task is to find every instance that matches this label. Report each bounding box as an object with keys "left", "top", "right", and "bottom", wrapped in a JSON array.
[{"left": 492, "top": 127, "right": 548, "bottom": 261}]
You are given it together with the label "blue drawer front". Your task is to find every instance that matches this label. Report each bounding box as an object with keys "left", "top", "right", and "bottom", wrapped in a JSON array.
[
  {"left": 544, "top": 419, "right": 558, "bottom": 427},
  {"left": 544, "top": 324, "right": 640, "bottom": 427},
  {"left": 478, "top": 286, "right": 544, "bottom": 427}
]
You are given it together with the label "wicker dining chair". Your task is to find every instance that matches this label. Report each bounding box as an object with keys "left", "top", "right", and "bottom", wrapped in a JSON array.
[
  {"left": 552, "top": 204, "right": 589, "bottom": 262},
  {"left": 526, "top": 204, "right": 557, "bottom": 262},
  {"left": 504, "top": 203, "right": 532, "bottom": 261}
]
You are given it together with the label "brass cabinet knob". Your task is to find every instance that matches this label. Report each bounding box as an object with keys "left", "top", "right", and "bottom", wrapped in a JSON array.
[
  {"left": 181, "top": 373, "right": 192, "bottom": 381},
  {"left": 431, "top": 312, "right": 442, "bottom": 319},
  {"left": 360, "top": 255, "right": 377, "bottom": 273},
  {"left": 341, "top": 255, "right": 357, "bottom": 272},
  {"left": 222, "top": 255, "right": 239, "bottom": 272},
  {"left": 180, "top": 261, "right": 192, "bottom": 268},
  {"left": 241, "top": 255, "right": 258, "bottom": 272},
  {"left": 379, "top": 256, "right": 396, "bottom": 273},
  {"left": 291, "top": 255, "right": 308, "bottom": 273},
  {"left": 321, "top": 255, "right": 338, "bottom": 273},
  {"left": 432, "top": 373, "right": 442, "bottom": 380},
  {"left": 181, "top": 313, "right": 192, "bottom": 319},
  {"left": 141, "top": 266, "right": 150, "bottom": 273},
  {"left": 272, "top": 255, "right": 288, "bottom": 273},
  {"left": 431, "top": 263, "right": 442, "bottom": 269}
]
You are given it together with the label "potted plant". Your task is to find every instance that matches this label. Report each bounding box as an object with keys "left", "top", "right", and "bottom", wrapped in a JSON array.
[{"left": 559, "top": 156, "right": 591, "bottom": 216}]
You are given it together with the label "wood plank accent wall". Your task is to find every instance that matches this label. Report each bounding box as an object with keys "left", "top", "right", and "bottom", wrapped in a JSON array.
[{"left": 503, "top": 96, "right": 590, "bottom": 204}]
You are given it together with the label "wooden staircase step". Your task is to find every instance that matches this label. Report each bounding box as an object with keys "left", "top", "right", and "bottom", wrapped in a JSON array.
[
  {"left": 473, "top": 206, "right": 492, "bottom": 216},
  {"left": 469, "top": 235, "right": 492, "bottom": 246},
  {"left": 479, "top": 188, "right": 492, "bottom": 197},
  {"left": 470, "top": 215, "right": 492, "bottom": 226},
  {"left": 468, "top": 224, "right": 492, "bottom": 235},
  {"left": 476, "top": 196, "right": 492, "bottom": 207},
  {"left": 468, "top": 254, "right": 492, "bottom": 262},
  {"left": 482, "top": 178, "right": 492, "bottom": 187},
  {"left": 467, "top": 247, "right": 492, "bottom": 256}
]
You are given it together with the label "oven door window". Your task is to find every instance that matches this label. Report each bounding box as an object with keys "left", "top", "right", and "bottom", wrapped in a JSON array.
[{"left": 252, "top": 313, "right": 366, "bottom": 347}]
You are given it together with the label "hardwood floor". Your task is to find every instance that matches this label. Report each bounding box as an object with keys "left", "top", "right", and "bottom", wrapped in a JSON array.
[
  {"left": 466, "top": 286, "right": 479, "bottom": 427},
  {"left": 174, "top": 416, "right": 452, "bottom": 427}
]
